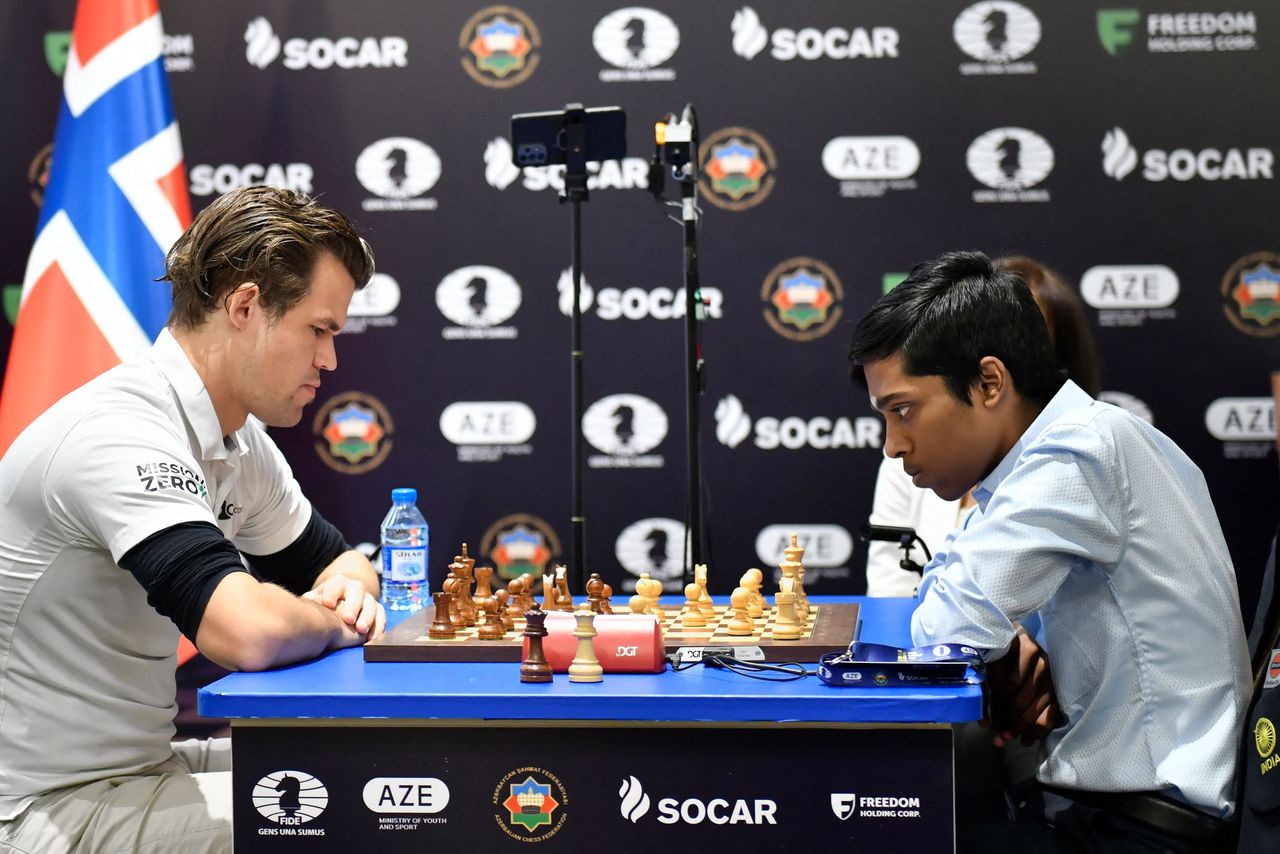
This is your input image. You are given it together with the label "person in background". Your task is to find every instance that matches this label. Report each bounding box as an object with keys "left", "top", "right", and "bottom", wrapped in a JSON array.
[{"left": 865, "top": 256, "right": 1102, "bottom": 597}]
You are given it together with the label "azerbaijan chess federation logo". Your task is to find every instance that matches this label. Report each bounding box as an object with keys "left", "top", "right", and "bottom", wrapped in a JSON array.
[
  {"left": 1221, "top": 252, "right": 1280, "bottom": 337},
  {"left": 761, "top": 257, "right": 844, "bottom": 342},
  {"left": 481, "top": 514, "right": 562, "bottom": 581},
  {"left": 253, "top": 770, "right": 328, "bottom": 824},
  {"left": 460, "top": 5, "right": 541, "bottom": 88},
  {"left": 493, "top": 768, "right": 568, "bottom": 841},
  {"left": 312, "top": 391, "right": 394, "bottom": 474},
  {"left": 698, "top": 127, "right": 777, "bottom": 211}
]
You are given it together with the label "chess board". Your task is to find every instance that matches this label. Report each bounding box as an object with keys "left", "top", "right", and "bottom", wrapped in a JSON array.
[{"left": 363, "top": 602, "right": 859, "bottom": 663}]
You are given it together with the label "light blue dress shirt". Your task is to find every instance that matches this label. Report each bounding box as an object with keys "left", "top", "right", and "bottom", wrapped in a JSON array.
[{"left": 912, "top": 380, "right": 1250, "bottom": 816}]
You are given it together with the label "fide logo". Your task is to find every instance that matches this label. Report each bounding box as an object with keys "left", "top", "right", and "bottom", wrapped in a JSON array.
[
  {"left": 1221, "top": 252, "right": 1280, "bottom": 337},
  {"left": 593, "top": 7, "right": 679, "bottom": 81},
  {"left": 436, "top": 265, "right": 522, "bottom": 339},
  {"left": 615, "top": 518, "right": 689, "bottom": 588},
  {"left": 356, "top": 137, "right": 441, "bottom": 211},
  {"left": 966, "top": 127, "right": 1054, "bottom": 202},
  {"left": 492, "top": 768, "right": 568, "bottom": 841},
  {"left": 253, "top": 770, "right": 328, "bottom": 827},
  {"left": 761, "top": 257, "right": 844, "bottom": 341},
  {"left": 582, "top": 394, "right": 668, "bottom": 467},
  {"left": 460, "top": 5, "right": 541, "bottom": 88},
  {"left": 698, "top": 127, "right": 777, "bottom": 211},
  {"left": 953, "top": 2, "right": 1040, "bottom": 74},
  {"left": 312, "top": 391, "right": 393, "bottom": 475}
]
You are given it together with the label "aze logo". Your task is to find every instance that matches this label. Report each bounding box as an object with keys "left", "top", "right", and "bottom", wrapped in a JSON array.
[
  {"left": 698, "top": 127, "right": 776, "bottom": 211},
  {"left": 461, "top": 5, "right": 540, "bottom": 88}
]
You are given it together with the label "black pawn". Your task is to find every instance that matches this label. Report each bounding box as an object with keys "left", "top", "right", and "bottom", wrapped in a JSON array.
[{"left": 520, "top": 604, "right": 553, "bottom": 683}]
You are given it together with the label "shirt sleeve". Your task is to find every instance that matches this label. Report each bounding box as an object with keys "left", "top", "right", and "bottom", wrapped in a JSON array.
[
  {"left": 230, "top": 421, "right": 312, "bottom": 556},
  {"left": 44, "top": 403, "right": 219, "bottom": 561},
  {"left": 910, "top": 422, "right": 1128, "bottom": 657},
  {"left": 243, "top": 507, "right": 351, "bottom": 595},
  {"left": 866, "top": 456, "right": 927, "bottom": 597},
  {"left": 118, "top": 521, "right": 248, "bottom": 639}
]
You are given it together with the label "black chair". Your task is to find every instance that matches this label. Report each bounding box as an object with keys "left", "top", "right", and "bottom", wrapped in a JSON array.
[{"left": 1237, "top": 523, "right": 1280, "bottom": 853}]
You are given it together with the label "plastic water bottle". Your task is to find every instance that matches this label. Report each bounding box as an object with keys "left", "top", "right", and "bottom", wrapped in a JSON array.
[{"left": 380, "top": 487, "right": 428, "bottom": 612}]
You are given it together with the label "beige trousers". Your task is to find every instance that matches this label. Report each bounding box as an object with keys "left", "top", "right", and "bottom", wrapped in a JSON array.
[{"left": 0, "top": 739, "right": 232, "bottom": 854}]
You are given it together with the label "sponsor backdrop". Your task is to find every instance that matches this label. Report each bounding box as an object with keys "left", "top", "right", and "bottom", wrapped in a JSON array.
[
  {"left": 4, "top": 2, "right": 1278, "bottom": 608},
  {"left": 231, "top": 724, "right": 951, "bottom": 849}
]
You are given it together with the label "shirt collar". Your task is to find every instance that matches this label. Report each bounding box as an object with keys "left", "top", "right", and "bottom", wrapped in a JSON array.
[
  {"left": 149, "top": 328, "right": 244, "bottom": 462},
  {"left": 973, "top": 379, "right": 1092, "bottom": 510}
]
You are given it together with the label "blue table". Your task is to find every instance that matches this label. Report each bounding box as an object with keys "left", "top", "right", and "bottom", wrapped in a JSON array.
[{"left": 200, "top": 596, "right": 980, "bottom": 851}]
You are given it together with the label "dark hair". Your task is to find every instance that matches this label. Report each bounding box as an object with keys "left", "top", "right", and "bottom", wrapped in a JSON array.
[
  {"left": 162, "top": 186, "right": 374, "bottom": 330},
  {"left": 849, "top": 250, "right": 1064, "bottom": 406},
  {"left": 997, "top": 256, "right": 1102, "bottom": 397}
]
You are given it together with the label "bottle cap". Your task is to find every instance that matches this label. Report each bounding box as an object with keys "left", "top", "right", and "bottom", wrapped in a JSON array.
[{"left": 391, "top": 487, "right": 417, "bottom": 504}]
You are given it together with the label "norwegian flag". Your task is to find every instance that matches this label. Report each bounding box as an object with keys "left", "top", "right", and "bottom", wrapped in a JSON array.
[{"left": 0, "top": 0, "right": 190, "bottom": 456}]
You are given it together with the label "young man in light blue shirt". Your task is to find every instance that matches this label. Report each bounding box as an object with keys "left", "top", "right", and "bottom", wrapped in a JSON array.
[{"left": 850, "top": 250, "right": 1249, "bottom": 853}]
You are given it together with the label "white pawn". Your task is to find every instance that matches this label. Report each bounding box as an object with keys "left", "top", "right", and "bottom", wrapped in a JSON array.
[
  {"left": 727, "top": 587, "right": 754, "bottom": 636},
  {"left": 568, "top": 610, "right": 603, "bottom": 683},
  {"left": 681, "top": 583, "right": 707, "bottom": 628}
]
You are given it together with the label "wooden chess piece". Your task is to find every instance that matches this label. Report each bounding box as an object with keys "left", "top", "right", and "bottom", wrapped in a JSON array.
[
  {"left": 727, "top": 587, "right": 754, "bottom": 636},
  {"left": 599, "top": 582, "right": 614, "bottom": 614},
  {"left": 444, "top": 571, "right": 467, "bottom": 629},
  {"left": 740, "top": 568, "right": 765, "bottom": 619},
  {"left": 474, "top": 565, "right": 495, "bottom": 613},
  {"left": 554, "top": 564, "right": 574, "bottom": 612},
  {"left": 695, "top": 563, "right": 716, "bottom": 619},
  {"left": 640, "top": 574, "right": 665, "bottom": 621},
  {"left": 477, "top": 597, "right": 505, "bottom": 640},
  {"left": 505, "top": 578, "right": 526, "bottom": 620},
  {"left": 568, "top": 610, "right": 604, "bottom": 683},
  {"left": 586, "top": 573, "right": 605, "bottom": 614},
  {"left": 429, "top": 591, "right": 456, "bottom": 639},
  {"left": 520, "top": 605, "right": 553, "bottom": 683},
  {"left": 772, "top": 588, "right": 803, "bottom": 640},
  {"left": 495, "top": 589, "right": 514, "bottom": 632},
  {"left": 783, "top": 533, "right": 810, "bottom": 620},
  {"left": 518, "top": 573, "right": 537, "bottom": 611},
  {"left": 681, "top": 583, "right": 707, "bottom": 628},
  {"left": 452, "top": 550, "right": 477, "bottom": 626},
  {"left": 629, "top": 590, "right": 650, "bottom": 615},
  {"left": 541, "top": 569, "right": 559, "bottom": 613}
]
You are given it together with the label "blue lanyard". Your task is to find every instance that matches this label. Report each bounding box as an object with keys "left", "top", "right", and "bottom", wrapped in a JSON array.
[{"left": 816, "top": 641, "right": 984, "bottom": 688}]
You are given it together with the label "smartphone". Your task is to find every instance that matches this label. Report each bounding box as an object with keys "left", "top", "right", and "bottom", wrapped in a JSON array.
[{"left": 510, "top": 106, "right": 627, "bottom": 167}]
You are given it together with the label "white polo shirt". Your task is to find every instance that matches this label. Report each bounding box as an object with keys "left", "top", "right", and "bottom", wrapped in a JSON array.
[{"left": 0, "top": 328, "right": 312, "bottom": 818}]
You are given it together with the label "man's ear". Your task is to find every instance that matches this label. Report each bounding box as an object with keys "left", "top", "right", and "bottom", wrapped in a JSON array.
[
  {"left": 975, "top": 355, "right": 1012, "bottom": 410},
  {"left": 223, "top": 283, "right": 260, "bottom": 331}
]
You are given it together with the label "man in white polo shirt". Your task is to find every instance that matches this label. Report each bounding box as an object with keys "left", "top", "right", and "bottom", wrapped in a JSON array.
[{"left": 0, "top": 186, "right": 383, "bottom": 853}]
